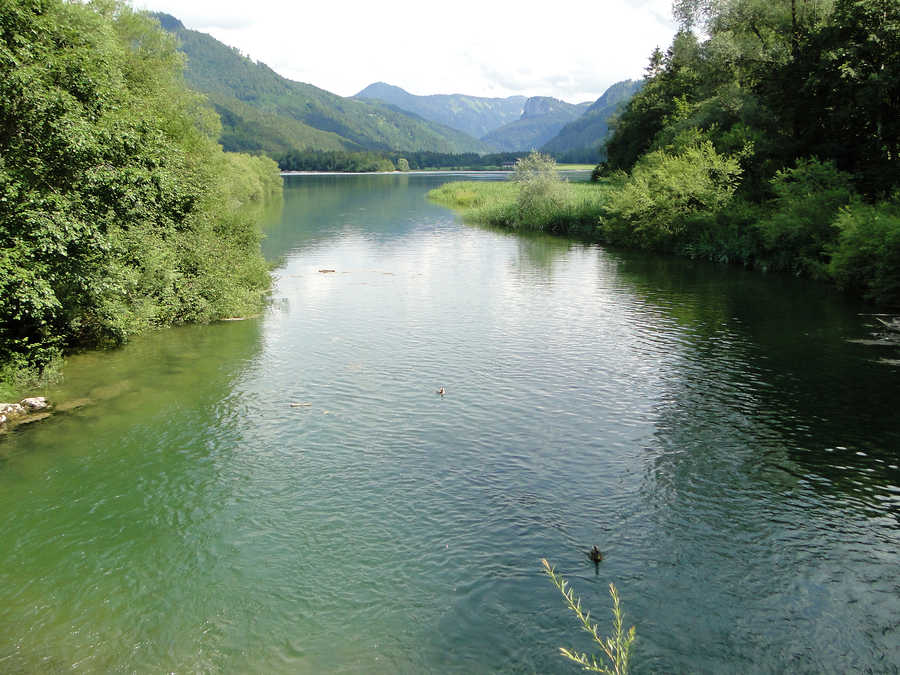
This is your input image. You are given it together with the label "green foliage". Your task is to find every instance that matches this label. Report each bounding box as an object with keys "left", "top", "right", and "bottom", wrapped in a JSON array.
[
  {"left": 591, "top": 0, "right": 899, "bottom": 303},
  {"left": 396, "top": 158, "right": 410, "bottom": 172},
  {"left": 829, "top": 199, "right": 900, "bottom": 306},
  {"left": 602, "top": 139, "right": 743, "bottom": 248},
  {"left": 541, "top": 559, "right": 635, "bottom": 675},
  {"left": 0, "top": 0, "right": 280, "bottom": 392},
  {"left": 758, "top": 158, "right": 853, "bottom": 277}
]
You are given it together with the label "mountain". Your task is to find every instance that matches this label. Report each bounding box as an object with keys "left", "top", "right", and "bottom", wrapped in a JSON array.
[
  {"left": 154, "top": 15, "right": 490, "bottom": 155},
  {"left": 480, "top": 96, "right": 591, "bottom": 152},
  {"left": 541, "top": 80, "right": 643, "bottom": 162},
  {"left": 355, "top": 82, "right": 526, "bottom": 139}
]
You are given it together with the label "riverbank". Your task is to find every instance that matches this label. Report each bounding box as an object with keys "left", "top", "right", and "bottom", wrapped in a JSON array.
[{"left": 429, "top": 163, "right": 900, "bottom": 308}]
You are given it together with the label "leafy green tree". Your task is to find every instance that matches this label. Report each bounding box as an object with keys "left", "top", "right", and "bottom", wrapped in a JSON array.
[
  {"left": 0, "top": 0, "right": 279, "bottom": 387},
  {"left": 784, "top": 0, "right": 900, "bottom": 196}
]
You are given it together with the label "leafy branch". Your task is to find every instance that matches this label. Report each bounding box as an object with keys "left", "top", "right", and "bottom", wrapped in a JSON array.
[{"left": 541, "top": 558, "right": 636, "bottom": 674}]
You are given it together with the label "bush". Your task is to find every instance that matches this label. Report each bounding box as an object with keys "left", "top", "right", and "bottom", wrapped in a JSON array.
[
  {"left": 542, "top": 559, "right": 635, "bottom": 675},
  {"left": 512, "top": 151, "right": 573, "bottom": 230},
  {"left": 0, "top": 1, "right": 281, "bottom": 393},
  {"left": 829, "top": 198, "right": 900, "bottom": 306},
  {"left": 601, "top": 138, "right": 742, "bottom": 248},
  {"left": 758, "top": 158, "right": 854, "bottom": 277}
]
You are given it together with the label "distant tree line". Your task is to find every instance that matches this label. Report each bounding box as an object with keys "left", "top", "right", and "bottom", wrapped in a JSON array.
[{"left": 276, "top": 149, "right": 531, "bottom": 172}]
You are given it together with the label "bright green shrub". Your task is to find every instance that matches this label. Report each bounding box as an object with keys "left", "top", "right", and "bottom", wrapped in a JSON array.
[
  {"left": 601, "top": 139, "right": 742, "bottom": 248},
  {"left": 829, "top": 199, "right": 900, "bottom": 306}
]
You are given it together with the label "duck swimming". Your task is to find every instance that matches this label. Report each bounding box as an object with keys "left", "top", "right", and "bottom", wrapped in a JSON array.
[{"left": 589, "top": 545, "right": 603, "bottom": 563}]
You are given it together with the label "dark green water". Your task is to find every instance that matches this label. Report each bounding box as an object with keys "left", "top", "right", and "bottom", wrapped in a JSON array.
[{"left": 2, "top": 173, "right": 898, "bottom": 673}]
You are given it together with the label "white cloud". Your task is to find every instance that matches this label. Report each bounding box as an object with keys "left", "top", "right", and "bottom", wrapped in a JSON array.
[{"left": 135, "top": 0, "right": 676, "bottom": 102}]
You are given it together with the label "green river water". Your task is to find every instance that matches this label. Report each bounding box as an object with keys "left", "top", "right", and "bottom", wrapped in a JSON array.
[{"left": 1, "top": 173, "right": 898, "bottom": 673}]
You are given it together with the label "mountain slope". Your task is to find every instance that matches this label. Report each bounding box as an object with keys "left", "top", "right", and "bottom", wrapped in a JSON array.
[
  {"left": 355, "top": 82, "right": 526, "bottom": 138},
  {"left": 541, "top": 80, "right": 643, "bottom": 161},
  {"left": 155, "top": 14, "right": 490, "bottom": 154},
  {"left": 480, "top": 97, "right": 591, "bottom": 152}
]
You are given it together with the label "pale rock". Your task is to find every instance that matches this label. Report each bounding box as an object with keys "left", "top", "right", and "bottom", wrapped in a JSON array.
[
  {"left": 20, "top": 397, "right": 49, "bottom": 411},
  {"left": 0, "top": 403, "right": 25, "bottom": 417}
]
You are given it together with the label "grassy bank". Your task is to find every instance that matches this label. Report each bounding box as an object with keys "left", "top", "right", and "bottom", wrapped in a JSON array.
[
  {"left": 429, "top": 180, "right": 609, "bottom": 237},
  {"left": 429, "top": 153, "right": 900, "bottom": 308}
]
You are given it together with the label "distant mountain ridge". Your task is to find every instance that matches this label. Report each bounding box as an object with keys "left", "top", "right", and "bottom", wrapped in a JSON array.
[
  {"left": 481, "top": 97, "right": 591, "bottom": 152},
  {"left": 154, "top": 14, "right": 490, "bottom": 155},
  {"left": 355, "top": 82, "right": 526, "bottom": 139},
  {"left": 541, "top": 80, "right": 643, "bottom": 161}
]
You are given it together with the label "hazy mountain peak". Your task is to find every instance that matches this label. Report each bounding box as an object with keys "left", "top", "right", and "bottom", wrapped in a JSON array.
[
  {"left": 151, "top": 12, "right": 185, "bottom": 32},
  {"left": 354, "top": 83, "right": 528, "bottom": 139},
  {"left": 521, "top": 96, "right": 571, "bottom": 119}
]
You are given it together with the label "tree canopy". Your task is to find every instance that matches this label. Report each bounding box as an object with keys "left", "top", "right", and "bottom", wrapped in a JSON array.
[{"left": 0, "top": 0, "right": 281, "bottom": 390}]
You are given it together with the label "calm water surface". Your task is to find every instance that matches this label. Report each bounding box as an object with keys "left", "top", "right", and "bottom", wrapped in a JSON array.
[{"left": 1, "top": 174, "right": 898, "bottom": 673}]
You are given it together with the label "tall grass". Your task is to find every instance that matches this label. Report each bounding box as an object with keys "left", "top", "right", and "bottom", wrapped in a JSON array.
[{"left": 429, "top": 180, "right": 612, "bottom": 236}]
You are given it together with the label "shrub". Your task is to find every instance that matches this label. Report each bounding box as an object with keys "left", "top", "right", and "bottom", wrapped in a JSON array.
[
  {"left": 601, "top": 138, "right": 742, "bottom": 248},
  {"left": 512, "top": 152, "right": 573, "bottom": 230},
  {"left": 542, "top": 559, "right": 635, "bottom": 675},
  {"left": 757, "top": 158, "right": 854, "bottom": 277},
  {"left": 829, "top": 198, "right": 900, "bottom": 306}
]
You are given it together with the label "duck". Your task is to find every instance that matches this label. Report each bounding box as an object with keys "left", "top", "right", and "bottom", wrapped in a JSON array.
[{"left": 589, "top": 545, "right": 603, "bottom": 563}]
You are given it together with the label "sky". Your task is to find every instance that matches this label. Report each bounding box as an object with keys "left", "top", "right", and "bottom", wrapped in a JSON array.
[{"left": 133, "top": 0, "right": 677, "bottom": 103}]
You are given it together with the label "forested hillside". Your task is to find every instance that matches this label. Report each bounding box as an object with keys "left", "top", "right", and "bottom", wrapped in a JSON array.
[
  {"left": 156, "top": 15, "right": 491, "bottom": 155},
  {"left": 0, "top": 1, "right": 282, "bottom": 393},
  {"left": 540, "top": 80, "right": 642, "bottom": 162},
  {"left": 481, "top": 97, "right": 591, "bottom": 152},
  {"left": 355, "top": 82, "right": 526, "bottom": 139}
]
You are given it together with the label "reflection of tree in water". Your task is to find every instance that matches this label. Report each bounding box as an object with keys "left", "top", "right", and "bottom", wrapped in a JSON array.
[
  {"left": 604, "top": 251, "right": 900, "bottom": 671},
  {"left": 470, "top": 222, "right": 577, "bottom": 278},
  {"left": 613, "top": 250, "right": 900, "bottom": 517},
  {"left": 260, "top": 174, "right": 456, "bottom": 262}
]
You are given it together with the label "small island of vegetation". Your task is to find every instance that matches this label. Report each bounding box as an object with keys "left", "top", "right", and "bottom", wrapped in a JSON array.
[{"left": 431, "top": 0, "right": 900, "bottom": 308}]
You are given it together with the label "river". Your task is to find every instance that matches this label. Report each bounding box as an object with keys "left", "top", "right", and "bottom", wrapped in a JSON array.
[{"left": 1, "top": 173, "right": 898, "bottom": 673}]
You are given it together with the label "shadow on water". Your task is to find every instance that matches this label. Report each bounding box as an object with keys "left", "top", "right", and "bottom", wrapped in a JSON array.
[
  {"left": 610, "top": 251, "right": 900, "bottom": 504},
  {"left": 594, "top": 250, "right": 900, "bottom": 672}
]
